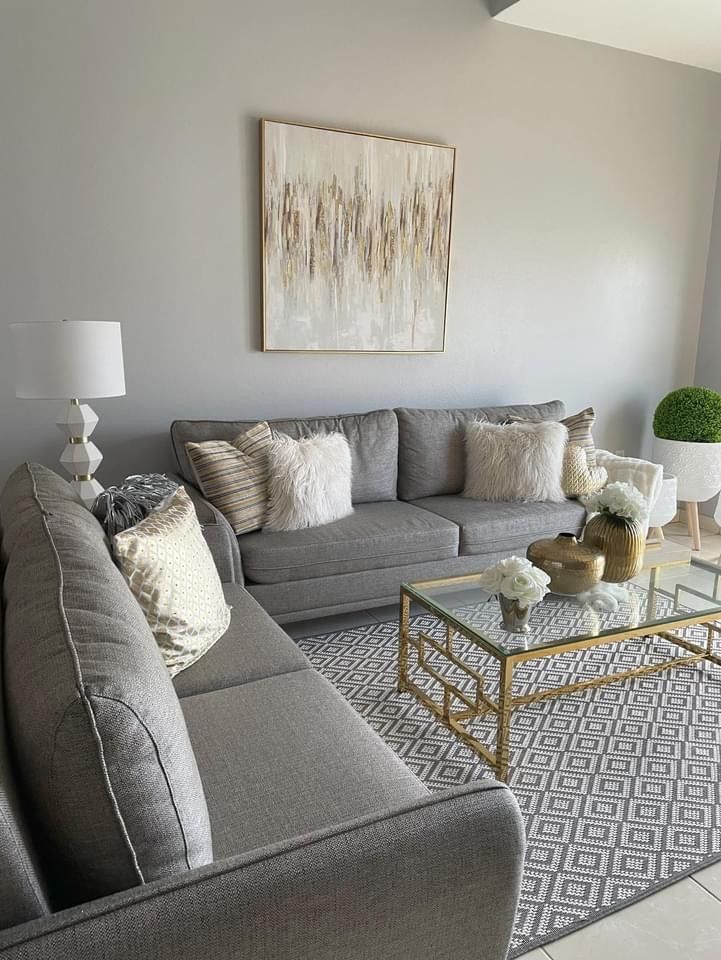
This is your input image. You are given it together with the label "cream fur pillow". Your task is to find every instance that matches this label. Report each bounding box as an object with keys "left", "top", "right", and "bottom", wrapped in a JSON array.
[
  {"left": 265, "top": 432, "right": 354, "bottom": 531},
  {"left": 464, "top": 420, "right": 567, "bottom": 503}
]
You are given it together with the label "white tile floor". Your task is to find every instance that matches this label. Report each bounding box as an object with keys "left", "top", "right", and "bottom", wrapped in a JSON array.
[{"left": 283, "top": 521, "right": 721, "bottom": 959}]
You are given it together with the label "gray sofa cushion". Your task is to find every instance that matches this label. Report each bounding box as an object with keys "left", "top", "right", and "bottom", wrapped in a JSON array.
[
  {"left": 182, "top": 669, "right": 428, "bottom": 859},
  {"left": 247, "top": 552, "right": 508, "bottom": 621},
  {"left": 411, "top": 495, "right": 587, "bottom": 556},
  {"left": 0, "top": 621, "right": 49, "bottom": 929},
  {"left": 0, "top": 464, "right": 213, "bottom": 908},
  {"left": 173, "top": 584, "right": 309, "bottom": 698},
  {"left": 172, "top": 410, "right": 398, "bottom": 504},
  {"left": 238, "top": 501, "right": 459, "bottom": 584},
  {"left": 396, "top": 401, "right": 566, "bottom": 500}
]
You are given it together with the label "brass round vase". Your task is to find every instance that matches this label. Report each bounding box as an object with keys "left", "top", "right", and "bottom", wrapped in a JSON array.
[
  {"left": 527, "top": 533, "right": 605, "bottom": 596},
  {"left": 583, "top": 513, "right": 645, "bottom": 583}
]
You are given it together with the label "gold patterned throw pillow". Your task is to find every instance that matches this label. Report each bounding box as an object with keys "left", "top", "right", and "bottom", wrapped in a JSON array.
[
  {"left": 113, "top": 487, "right": 231, "bottom": 677},
  {"left": 185, "top": 421, "right": 272, "bottom": 535}
]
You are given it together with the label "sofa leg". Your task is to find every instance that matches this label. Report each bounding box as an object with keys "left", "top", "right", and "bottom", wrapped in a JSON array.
[{"left": 647, "top": 526, "right": 664, "bottom": 542}]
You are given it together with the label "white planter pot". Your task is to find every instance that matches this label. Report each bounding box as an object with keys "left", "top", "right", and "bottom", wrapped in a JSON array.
[
  {"left": 652, "top": 437, "right": 721, "bottom": 502},
  {"left": 647, "top": 472, "right": 678, "bottom": 527}
]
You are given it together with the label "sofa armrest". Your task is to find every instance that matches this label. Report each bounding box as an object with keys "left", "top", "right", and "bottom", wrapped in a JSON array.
[
  {"left": 0, "top": 781, "right": 524, "bottom": 960},
  {"left": 595, "top": 450, "right": 664, "bottom": 516},
  {"left": 169, "top": 473, "right": 243, "bottom": 585}
]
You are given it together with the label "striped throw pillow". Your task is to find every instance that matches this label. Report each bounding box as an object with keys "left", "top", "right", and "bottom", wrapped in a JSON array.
[
  {"left": 561, "top": 407, "right": 597, "bottom": 467},
  {"left": 507, "top": 407, "right": 598, "bottom": 468},
  {"left": 185, "top": 421, "right": 272, "bottom": 535}
]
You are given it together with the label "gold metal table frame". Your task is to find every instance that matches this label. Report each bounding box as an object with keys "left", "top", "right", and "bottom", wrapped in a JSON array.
[{"left": 398, "top": 571, "right": 721, "bottom": 783}]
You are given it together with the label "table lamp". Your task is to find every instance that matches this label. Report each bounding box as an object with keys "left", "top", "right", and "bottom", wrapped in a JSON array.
[{"left": 11, "top": 320, "right": 126, "bottom": 507}]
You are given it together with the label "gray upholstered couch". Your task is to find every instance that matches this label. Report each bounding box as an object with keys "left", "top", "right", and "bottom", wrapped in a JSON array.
[
  {"left": 0, "top": 463, "right": 525, "bottom": 959},
  {"left": 171, "top": 400, "right": 588, "bottom": 622}
]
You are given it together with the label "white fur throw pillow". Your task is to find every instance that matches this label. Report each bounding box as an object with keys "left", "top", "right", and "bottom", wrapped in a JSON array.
[
  {"left": 264, "top": 432, "right": 354, "bottom": 531},
  {"left": 464, "top": 420, "right": 567, "bottom": 503}
]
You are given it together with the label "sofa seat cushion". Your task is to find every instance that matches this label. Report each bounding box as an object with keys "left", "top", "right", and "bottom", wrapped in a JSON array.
[
  {"left": 0, "top": 464, "right": 213, "bottom": 909},
  {"left": 182, "top": 670, "right": 428, "bottom": 859},
  {"left": 411, "top": 496, "right": 586, "bottom": 557},
  {"left": 238, "top": 501, "right": 459, "bottom": 584},
  {"left": 173, "top": 584, "right": 309, "bottom": 698}
]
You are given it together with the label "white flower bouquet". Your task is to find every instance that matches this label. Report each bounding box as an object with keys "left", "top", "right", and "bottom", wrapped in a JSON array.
[
  {"left": 582, "top": 481, "right": 648, "bottom": 523},
  {"left": 478, "top": 555, "right": 551, "bottom": 607}
]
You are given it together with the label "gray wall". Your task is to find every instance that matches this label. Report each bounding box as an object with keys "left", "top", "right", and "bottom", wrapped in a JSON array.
[
  {"left": 696, "top": 150, "right": 721, "bottom": 395},
  {"left": 694, "top": 147, "right": 721, "bottom": 518},
  {"left": 2, "top": 0, "right": 721, "bottom": 487}
]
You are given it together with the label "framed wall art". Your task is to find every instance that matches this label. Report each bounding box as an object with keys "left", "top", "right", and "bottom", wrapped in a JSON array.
[{"left": 261, "top": 119, "right": 455, "bottom": 353}]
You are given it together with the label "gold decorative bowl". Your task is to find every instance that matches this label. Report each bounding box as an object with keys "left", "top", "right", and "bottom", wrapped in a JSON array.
[{"left": 527, "top": 533, "right": 605, "bottom": 595}]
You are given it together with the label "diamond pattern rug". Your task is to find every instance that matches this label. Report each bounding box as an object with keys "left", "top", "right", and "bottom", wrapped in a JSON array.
[{"left": 296, "top": 604, "right": 721, "bottom": 957}]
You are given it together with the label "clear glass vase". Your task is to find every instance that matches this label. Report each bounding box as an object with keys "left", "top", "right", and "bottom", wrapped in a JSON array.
[{"left": 499, "top": 594, "right": 533, "bottom": 633}]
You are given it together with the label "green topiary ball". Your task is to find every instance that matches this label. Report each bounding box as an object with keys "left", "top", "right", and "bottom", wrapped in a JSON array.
[{"left": 653, "top": 387, "right": 721, "bottom": 443}]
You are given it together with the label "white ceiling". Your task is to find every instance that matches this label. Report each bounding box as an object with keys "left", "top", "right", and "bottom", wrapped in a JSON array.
[{"left": 494, "top": 0, "right": 721, "bottom": 74}]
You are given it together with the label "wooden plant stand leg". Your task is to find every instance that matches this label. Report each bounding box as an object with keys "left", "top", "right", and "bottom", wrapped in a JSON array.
[{"left": 686, "top": 501, "right": 702, "bottom": 552}]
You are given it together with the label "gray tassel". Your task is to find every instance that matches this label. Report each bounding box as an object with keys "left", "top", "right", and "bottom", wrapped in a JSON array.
[{"left": 93, "top": 473, "right": 179, "bottom": 538}]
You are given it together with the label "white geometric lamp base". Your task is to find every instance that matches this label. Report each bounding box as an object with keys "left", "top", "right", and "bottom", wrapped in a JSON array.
[
  {"left": 56, "top": 400, "right": 105, "bottom": 508},
  {"left": 56, "top": 401, "right": 99, "bottom": 440},
  {"left": 72, "top": 477, "right": 104, "bottom": 506}
]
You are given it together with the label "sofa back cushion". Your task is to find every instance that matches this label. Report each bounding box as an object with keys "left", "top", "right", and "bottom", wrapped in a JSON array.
[
  {"left": 0, "top": 464, "right": 213, "bottom": 908},
  {"left": 0, "top": 616, "right": 50, "bottom": 929},
  {"left": 396, "top": 401, "right": 566, "bottom": 501},
  {"left": 171, "top": 410, "right": 398, "bottom": 504}
]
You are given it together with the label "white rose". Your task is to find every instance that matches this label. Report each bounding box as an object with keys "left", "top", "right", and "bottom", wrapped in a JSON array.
[
  {"left": 528, "top": 566, "right": 551, "bottom": 591},
  {"left": 478, "top": 565, "right": 505, "bottom": 594},
  {"left": 497, "top": 556, "right": 532, "bottom": 577},
  {"left": 502, "top": 571, "right": 546, "bottom": 605}
]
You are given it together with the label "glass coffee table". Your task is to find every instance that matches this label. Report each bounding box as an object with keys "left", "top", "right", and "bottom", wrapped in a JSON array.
[{"left": 398, "top": 548, "right": 721, "bottom": 782}]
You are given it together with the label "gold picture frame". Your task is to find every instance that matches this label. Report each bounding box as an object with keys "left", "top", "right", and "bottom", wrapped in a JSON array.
[{"left": 260, "top": 118, "right": 456, "bottom": 354}]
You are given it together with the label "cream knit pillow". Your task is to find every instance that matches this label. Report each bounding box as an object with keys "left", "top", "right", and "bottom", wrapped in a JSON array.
[
  {"left": 562, "top": 443, "right": 608, "bottom": 498},
  {"left": 464, "top": 420, "right": 567, "bottom": 503},
  {"left": 113, "top": 487, "right": 231, "bottom": 676},
  {"left": 265, "top": 433, "right": 353, "bottom": 531}
]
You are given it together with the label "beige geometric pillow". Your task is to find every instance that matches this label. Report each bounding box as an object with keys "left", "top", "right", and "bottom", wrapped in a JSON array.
[
  {"left": 113, "top": 487, "right": 231, "bottom": 677},
  {"left": 185, "top": 421, "right": 271, "bottom": 535}
]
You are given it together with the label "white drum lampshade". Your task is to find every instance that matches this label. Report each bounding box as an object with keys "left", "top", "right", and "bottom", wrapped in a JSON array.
[{"left": 11, "top": 321, "right": 126, "bottom": 507}]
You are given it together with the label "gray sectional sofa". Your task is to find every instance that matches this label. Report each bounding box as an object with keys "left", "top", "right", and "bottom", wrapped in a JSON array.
[
  {"left": 0, "top": 463, "right": 525, "bottom": 959},
  {"left": 171, "top": 400, "right": 587, "bottom": 622}
]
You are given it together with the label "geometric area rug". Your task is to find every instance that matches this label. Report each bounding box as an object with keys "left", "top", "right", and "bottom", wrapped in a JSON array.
[{"left": 297, "top": 611, "right": 721, "bottom": 957}]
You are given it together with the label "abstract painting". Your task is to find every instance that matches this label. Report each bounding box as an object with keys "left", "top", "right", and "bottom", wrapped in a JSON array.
[{"left": 261, "top": 119, "right": 455, "bottom": 353}]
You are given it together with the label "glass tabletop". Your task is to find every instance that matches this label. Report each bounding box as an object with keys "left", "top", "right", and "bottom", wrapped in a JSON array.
[{"left": 403, "top": 554, "right": 721, "bottom": 657}]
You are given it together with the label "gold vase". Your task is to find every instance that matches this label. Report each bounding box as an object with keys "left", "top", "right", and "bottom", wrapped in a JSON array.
[
  {"left": 527, "top": 533, "right": 605, "bottom": 595},
  {"left": 583, "top": 513, "right": 645, "bottom": 583}
]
